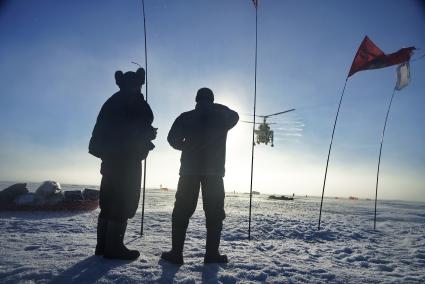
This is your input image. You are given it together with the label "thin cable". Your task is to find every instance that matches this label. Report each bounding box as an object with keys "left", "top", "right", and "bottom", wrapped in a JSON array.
[
  {"left": 140, "top": 0, "right": 148, "bottom": 236},
  {"left": 248, "top": 5, "right": 258, "bottom": 241}
]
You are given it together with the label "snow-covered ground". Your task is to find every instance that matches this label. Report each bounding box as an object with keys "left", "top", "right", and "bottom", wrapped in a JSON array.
[{"left": 1, "top": 182, "right": 424, "bottom": 283}]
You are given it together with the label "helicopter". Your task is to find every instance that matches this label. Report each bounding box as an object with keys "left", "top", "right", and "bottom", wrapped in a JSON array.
[{"left": 242, "top": 108, "right": 295, "bottom": 147}]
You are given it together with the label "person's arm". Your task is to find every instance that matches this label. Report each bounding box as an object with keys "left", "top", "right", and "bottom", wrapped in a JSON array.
[
  {"left": 128, "top": 97, "right": 157, "bottom": 160},
  {"left": 226, "top": 107, "right": 239, "bottom": 129},
  {"left": 141, "top": 98, "right": 154, "bottom": 126},
  {"left": 88, "top": 101, "right": 113, "bottom": 158},
  {"left": 167, "top": 115, "right": 185, "bottom": 151},
  {"left": 138, "top": 99, "right": 156, "bottom": 140},
  {"left": 213, "top": 103, "right": 239, "bottom": 130}
]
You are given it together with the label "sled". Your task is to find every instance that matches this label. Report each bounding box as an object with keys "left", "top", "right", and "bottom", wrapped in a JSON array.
[{"left": 0, "top": 199, "right": 99, "bottom": 212}]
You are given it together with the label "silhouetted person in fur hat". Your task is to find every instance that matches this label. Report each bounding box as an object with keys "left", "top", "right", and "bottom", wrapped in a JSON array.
[
  {"left": 89, "top": 68, "right": 156, "bottom": 260},
  {"left": 161, "top": 87, "right": 239, "bottom": 264}
]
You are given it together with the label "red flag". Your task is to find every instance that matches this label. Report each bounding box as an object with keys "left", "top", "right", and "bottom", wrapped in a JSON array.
[
  {"left": 252, "top": 0, "right": 258, "bottom": 8},
  {"left": 348, "top": 36, "right": 415, "bottom": 77}
]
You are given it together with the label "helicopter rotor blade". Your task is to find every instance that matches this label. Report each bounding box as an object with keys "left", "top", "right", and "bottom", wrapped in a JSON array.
[
  {"left": 262, "top": 108, "right": 296, "bottom": 118},
  {"left": 242, "top": 120, "right": 277, "bottom": 125},
  {"left": 241, "top": 120, "right": 262, "bottom": 124},
  {"left": 245, "top": 108, "right": 296, "bottom": 118}
]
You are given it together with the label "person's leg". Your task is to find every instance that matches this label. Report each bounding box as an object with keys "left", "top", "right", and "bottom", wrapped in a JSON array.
[
  {"left": 95, "top": 211, "right": 108, "bottom": 255},
  {"left": 161, "top": 175, "right": 200, "bottom": 264},
  {"left": 95, "top": 172, "right": 113, "bottom": 256},
  {"left": 100, "top": 163, "right": 140, "bottom": 260},
  {"left": 201, "top": 176, "right": 227, "bottom": 263},
  {"left": 104, "top": 218, "right": 140, "bottom": 260}
]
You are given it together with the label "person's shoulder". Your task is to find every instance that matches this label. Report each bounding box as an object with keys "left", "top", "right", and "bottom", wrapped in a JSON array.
[
  {"left": 172, "top": 109, "right": 194, "bottom": 123},
  {"left": 181, "top": 109, "right": 196, "bottom": 117},
  {"left": 213, "top": 103, "right": 230, "bottom": 110},
  {"left": 212, "top": 103, "right": 237, "bottom": 115},
  {"left": 105, "top": 91, "right": 121, "bottom": 103},
  {"left": 127, "top": 92, "right": 147, "bottom": 105},
  {"left": 100, "top": 92, "right": 119, "bottom": 109}
]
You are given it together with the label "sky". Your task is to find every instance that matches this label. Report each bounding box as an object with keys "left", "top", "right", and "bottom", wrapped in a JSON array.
[{"left": 0, "top": 0, "right": 424, "bottom": 201}]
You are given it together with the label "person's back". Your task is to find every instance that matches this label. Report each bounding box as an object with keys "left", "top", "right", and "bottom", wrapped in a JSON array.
[
  {"left": 162, "top": 87, "right": 238, "bottom": 265},
  {"left": 90, "top": 87, "right": 154, "bottom": 162},
  {"left": 168, "top": 101, "right": 238, "bottom": 176}
]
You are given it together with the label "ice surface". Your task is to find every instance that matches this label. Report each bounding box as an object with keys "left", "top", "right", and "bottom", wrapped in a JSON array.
[{"left": 1, "top": 182, "right": 424, "bottom": 283}]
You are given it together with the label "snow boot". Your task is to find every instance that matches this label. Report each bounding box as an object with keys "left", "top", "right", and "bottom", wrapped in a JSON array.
[
  {"left": 161, "top": 225, "right": 186, "bottom": 265},
  {"left": 95, "top": 216, "right": 108, "bottom": 255},
  {"left": 204, "top": 227, "right": 228, "bottom": 264},
  {"left": 103, "top": 221, "right": 140, "bottom": 260}
]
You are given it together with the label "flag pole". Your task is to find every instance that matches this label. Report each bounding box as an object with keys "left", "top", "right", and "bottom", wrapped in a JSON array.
[
  {"left": 374, "top": 87, "right": 396, "bottom": 230},
  {"left": 248, "top": 2, "right": 258, "bottom": 241},
  {"left": 318, "top": 77, "right": 349, "bottom": 230},
  {"left": 140, "top": 0, "right": 148, "bottom": 236}
]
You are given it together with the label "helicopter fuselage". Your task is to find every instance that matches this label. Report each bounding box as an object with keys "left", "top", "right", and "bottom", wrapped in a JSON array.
[
  {"left": 244, "top": 108, "right": 295, "bottom": 147},
  {"left": 254, "top": 122, "right": 274, "bottom": 146}
]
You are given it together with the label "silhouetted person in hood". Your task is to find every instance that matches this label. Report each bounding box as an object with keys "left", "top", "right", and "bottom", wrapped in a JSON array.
[
  {"left": 89, "top": 68, "right": 156, "bottom": 260},
  {"left": 161, "top": 88, "right": 239, "bottom": 264}
]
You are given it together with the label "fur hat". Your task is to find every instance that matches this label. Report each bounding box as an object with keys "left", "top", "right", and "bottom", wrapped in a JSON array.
[{"left": 115, "top": 68, "right": 145, "bottom": 89}]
